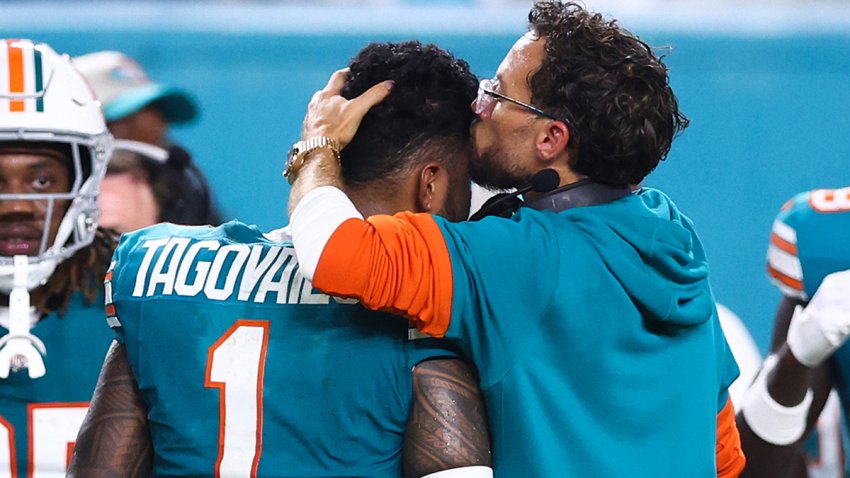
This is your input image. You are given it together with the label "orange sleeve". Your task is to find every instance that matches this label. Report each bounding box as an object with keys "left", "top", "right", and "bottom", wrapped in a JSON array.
[
  {"left": 716, "top": 398, "right": 746, "bottom": 478},
  {"left": 312, "top": 212, "right": 455, "bottom": 337}
]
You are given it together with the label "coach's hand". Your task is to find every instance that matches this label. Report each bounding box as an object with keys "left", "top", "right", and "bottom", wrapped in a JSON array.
[
  {"left": 787, "top": 269, "right": 850, "bottom": 367},
  {"left": 301, "top": 68, "right": 393, "bottom": 149}
]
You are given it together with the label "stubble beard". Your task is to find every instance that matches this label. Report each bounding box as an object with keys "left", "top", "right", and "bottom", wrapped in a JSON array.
[{"left": 469, "top": 145, "right": 529, "bottom": 191}]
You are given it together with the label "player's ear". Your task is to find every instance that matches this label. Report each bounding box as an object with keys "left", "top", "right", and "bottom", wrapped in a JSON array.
[
  {"left": 536, "top": 120, "right": 570, "bottom": 163},
  {"left": 416, "top": 162, "right": 447, "bottom": 214}
]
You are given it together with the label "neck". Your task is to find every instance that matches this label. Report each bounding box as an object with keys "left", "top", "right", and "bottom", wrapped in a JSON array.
[
  {"left": 345, "top": 183, "right": 415, "bottom": 218},
  {"left": 524, "top": 166, "right": 586, "bottom": 202}
]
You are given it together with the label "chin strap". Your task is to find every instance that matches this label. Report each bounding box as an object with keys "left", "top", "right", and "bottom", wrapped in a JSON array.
[{"left": 0, "top": 255, "right": 47, "bottom": 379}]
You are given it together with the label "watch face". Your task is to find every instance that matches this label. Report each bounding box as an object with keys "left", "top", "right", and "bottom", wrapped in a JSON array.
[
  {"left": 287, "top": 144, "right": 301, "bottom": 164},
  {"left": 284, "top": 143, "right": 302, "bottom": 179}
]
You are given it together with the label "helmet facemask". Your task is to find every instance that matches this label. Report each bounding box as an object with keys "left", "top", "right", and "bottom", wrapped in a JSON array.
[
  {"left": 0, "top": 39, "right": 112, "bottom": 292},
  {"left": 0, "top": 39, "right": 112, "bottom": 378}
]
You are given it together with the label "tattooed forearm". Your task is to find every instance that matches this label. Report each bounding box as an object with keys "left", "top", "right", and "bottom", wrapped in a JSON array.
[
  {"left": 404, "top": 358, "right": 491, "bottom": 477},
  {"left": 68, "top": 340, "right": 153, "bottom": 478}
]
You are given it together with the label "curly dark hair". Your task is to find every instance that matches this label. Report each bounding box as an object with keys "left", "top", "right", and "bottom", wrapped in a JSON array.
[
  {"left": 340, "top": 41, "right": 478, "bottom": 188},
  {"left": 528, "top": 1, "right": 689, "bottom": 187}
]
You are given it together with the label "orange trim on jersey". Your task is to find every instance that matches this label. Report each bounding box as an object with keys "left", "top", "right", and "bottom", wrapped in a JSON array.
[
  {"left": 204, "top": 320, "right": 269, "bottom": 478},
  {"left": 769, "top": 232, "right": 798, "bottom": 256},
  {"left": 26, "top": 402, "right": 89, "bottom": 478},
  {"left": 105, "top": 304, "right": 116, "bottom": 316},
  {"left": 767, "top": 264, "right": 804, "bottom": 292},
  {"left": 0, "top": 415, "right": 18, "bottom": 477},
  {"left": 65, "top": 442, "right": 74, "bottom": 471},
  {"left": 252, "top": 322, "right": 269, "bottom": 478},
  {"left": 313, "top": 213, "right": 454, "bottom": 337},
  {"left": 104, "top": 271, "right": 113, "bottom": 282},
  {"left": 716, "top": 398, "right": 746, "bottom": 478},
  {"left": 6, "top": 39, "right": 25, "bottom": 112}
]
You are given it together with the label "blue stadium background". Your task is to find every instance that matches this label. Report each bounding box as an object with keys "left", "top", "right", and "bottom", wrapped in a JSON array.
[{"left": 4, "top": 1, "right": 850, "bottom": 353}]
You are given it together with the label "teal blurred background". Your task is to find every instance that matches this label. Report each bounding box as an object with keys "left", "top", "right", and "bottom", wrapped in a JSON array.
[{"left": 4, "top": 1, "right": 850, "bottom": 351}]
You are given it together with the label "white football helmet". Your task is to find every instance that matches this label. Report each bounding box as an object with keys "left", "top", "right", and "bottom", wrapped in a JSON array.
[{"left": 0, "top": 39, "right": 112, "bottom": 292}]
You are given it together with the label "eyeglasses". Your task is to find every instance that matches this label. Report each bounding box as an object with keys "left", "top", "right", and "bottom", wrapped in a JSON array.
[{"left": 474, "top": 78, "right": 564, "bottom": 124}]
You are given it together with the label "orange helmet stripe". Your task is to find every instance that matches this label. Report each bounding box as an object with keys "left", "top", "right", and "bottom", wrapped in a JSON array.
[{"left": 6, "top": 39, "right": 25, "bottom": 112}]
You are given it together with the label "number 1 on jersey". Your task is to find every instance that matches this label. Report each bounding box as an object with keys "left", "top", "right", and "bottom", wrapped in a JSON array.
[{"left": 205, "top": 320, "right": 270, "bottom": 478}]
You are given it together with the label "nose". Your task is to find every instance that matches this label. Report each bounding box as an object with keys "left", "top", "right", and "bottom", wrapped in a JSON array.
[
  {"left": 0, "top": 198, "right": 40, "bottom": 218},
  {"left": 471, "top": 98, "right": 491, "bottom": 120},
  {"left": 0, "top": 182, "right": 40, "bottom": 217}
]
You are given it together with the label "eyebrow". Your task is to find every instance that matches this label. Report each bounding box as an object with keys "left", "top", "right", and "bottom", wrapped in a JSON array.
[{"left": 26, "top": 156, "right": 67, "bottom": 171}]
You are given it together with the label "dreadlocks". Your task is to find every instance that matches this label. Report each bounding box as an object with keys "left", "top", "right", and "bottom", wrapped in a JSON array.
[{"left": 31, "top": 229, "right": 118, "bottom": 317}]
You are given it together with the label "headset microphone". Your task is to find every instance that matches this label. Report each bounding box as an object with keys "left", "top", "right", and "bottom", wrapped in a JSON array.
[{"left": 469, "top": 169, "right": 560, "bottom": 221}]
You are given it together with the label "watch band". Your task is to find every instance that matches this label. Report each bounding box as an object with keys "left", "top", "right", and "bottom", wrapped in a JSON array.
[{"left": 283, "top": 136, "right": 341, "bottom": 184}]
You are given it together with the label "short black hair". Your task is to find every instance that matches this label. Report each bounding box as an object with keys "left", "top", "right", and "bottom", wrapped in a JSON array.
[
  {"left": 528, "top": 1, "right": 689, "bottom": 187},
  {"left": 340, "top": 41, "right": 478, "bottom": 187}
]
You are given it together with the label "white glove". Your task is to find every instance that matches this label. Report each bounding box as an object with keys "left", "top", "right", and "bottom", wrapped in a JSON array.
[{"left": 787, "top": 269, "right": 850, "bottom": 367}]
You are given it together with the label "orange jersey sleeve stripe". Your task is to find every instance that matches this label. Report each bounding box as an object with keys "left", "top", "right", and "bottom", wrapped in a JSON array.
[
  {"left": 767, "top": 264, "right": 804, "bottom": 291},
  {"left": 769, "top": 232, "right": 798, "bottom": 256},
  {"left": 716, "top": 398, "right": 746, "bottom": 478},
  {"left": 312, "top": 213, "right": 455, "bottom": 337}
]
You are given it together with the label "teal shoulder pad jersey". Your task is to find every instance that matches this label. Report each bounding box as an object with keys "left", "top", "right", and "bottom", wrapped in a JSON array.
[
  {"left": 434, "top": 188, "right": 738, "bottom": 477},
  {"left": 0, "top": 292, "right": 113, "bottom": 477},
  {"left": 107, "top": 221, "right": 456, "bottom": 477},
  {"left": 766, "top": 187, "right": 850, "bottom": 436},
  {"left": 767, "top": 187, "right": 850, "bottom": 300}
]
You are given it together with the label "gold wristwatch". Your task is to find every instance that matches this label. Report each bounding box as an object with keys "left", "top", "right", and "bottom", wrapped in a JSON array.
[{"left": 283, "top": 136, "right": 341, "bottom": 184}]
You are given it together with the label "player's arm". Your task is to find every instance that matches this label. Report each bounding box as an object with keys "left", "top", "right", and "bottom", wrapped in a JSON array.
[
  {"left": 736, "top": 297, "right": 831, "bottom": 478},
  {"left": 404, "top": 359, "right": 492, "bottom": 478},
  {"left": 737, "top": 270, "right": 850, "bottom": 478},
  {"left": 68, "top": 340, "right": 152, "bottom": 478}
]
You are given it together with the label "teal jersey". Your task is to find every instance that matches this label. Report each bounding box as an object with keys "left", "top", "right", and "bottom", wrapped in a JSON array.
[
  {"left": 107, "top": 221, "right": 457, "bottom": 477},
  {"left": 0, "top": 292, "right": 113, "bottom": 478},
  {"left": 433, "top": 188, "right": 738, "bottom": 477},
  {"left": 767, "top": 187, "right": 850, "bottom": 300},
  {"left": 766, "top": 187, "right": 850, "bottom": 469}
]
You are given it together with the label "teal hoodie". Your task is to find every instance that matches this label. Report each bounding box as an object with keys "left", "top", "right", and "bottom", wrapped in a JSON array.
[
  {"left": 566, "top": 188, "right": 715, "bottom": 328},
  {"left": 435, "top": 187, "right": 738, "bottom": 477}
]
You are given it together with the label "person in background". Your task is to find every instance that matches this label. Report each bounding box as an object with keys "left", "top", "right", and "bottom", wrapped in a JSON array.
[
  {"left": 738, "top": 187, "right": 850, "bottom": 478},
  {"left": 0, "top": 38, "right": 115, "bottom": 477},
  {"left": 99, "top": 143, "right": 220, "bottom": 232},
  {"left": 73, "top": 50, "right": 221, "bottom": 230}
]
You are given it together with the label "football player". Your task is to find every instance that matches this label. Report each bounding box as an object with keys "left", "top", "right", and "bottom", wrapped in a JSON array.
[
  {"left": 0, "top": 39, "right": 115, "bottom": 477},
  {"left": 738, "top": 187, "right": 850, "bottom": 478},
  {"left": 68, "top": 41, "right": 492, "bottom": 477}
]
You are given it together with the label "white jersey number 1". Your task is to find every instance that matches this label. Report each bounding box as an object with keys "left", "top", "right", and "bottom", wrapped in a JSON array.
[{"left": 204, "top": 320, "right": 270, "bottom": 478}]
